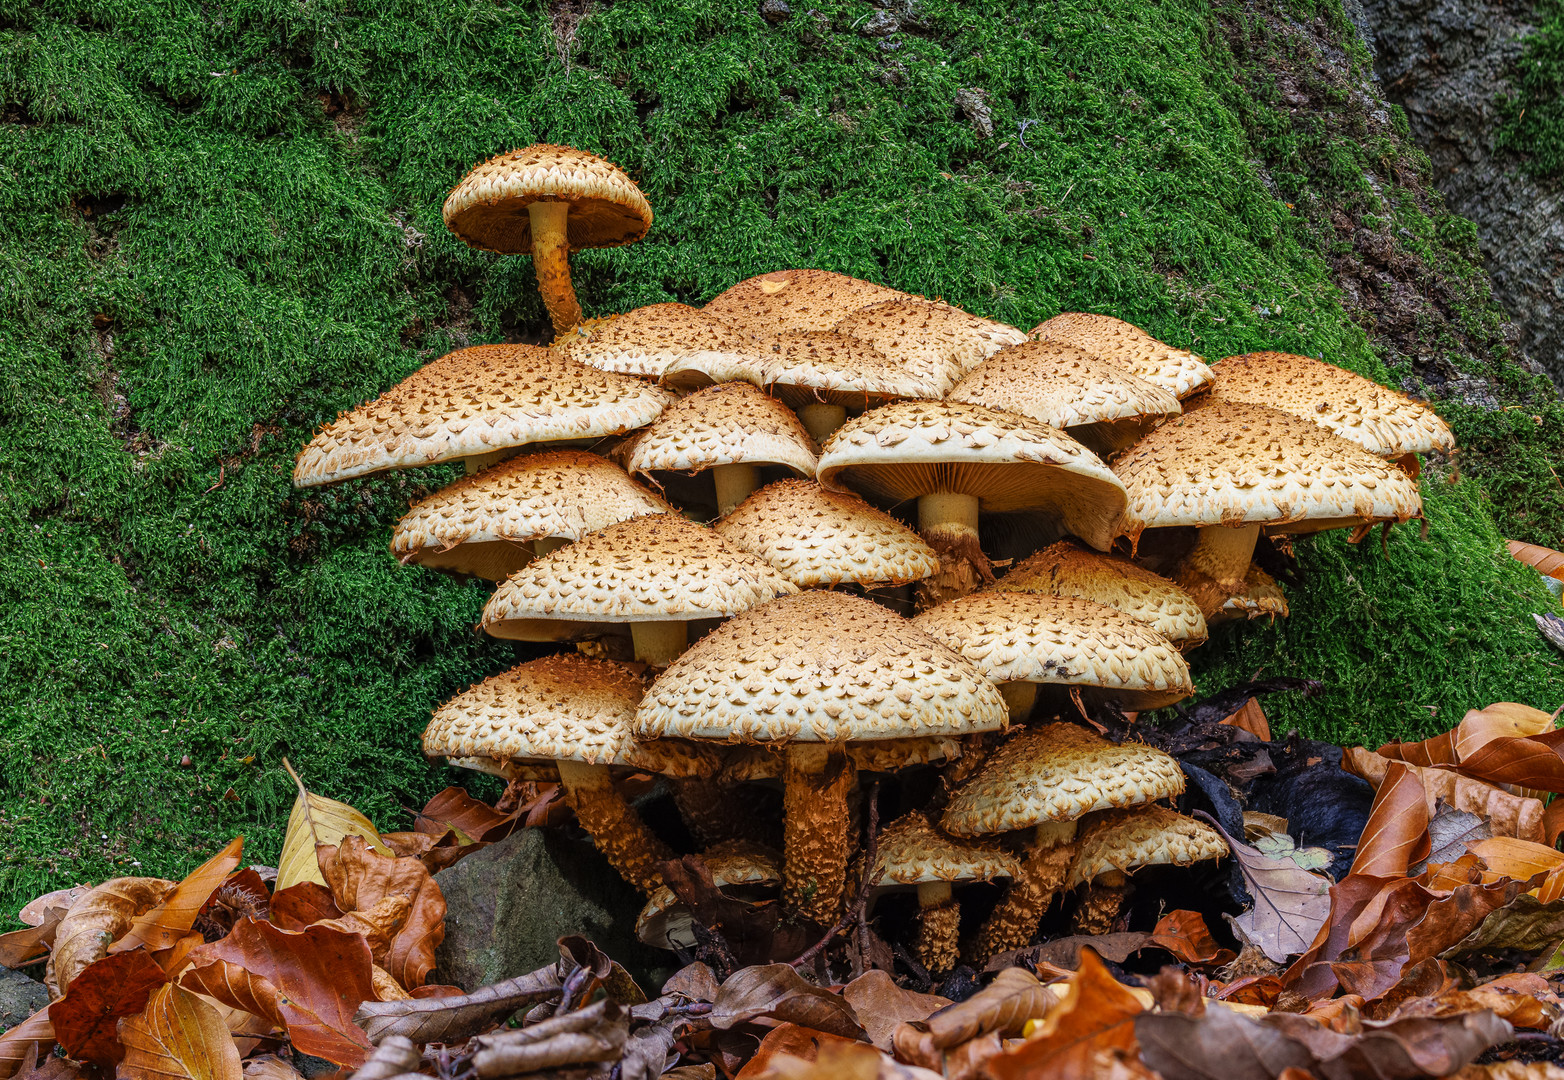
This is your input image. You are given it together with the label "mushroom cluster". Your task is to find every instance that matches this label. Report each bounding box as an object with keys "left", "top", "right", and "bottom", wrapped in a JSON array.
[{"left": 292, "top": 144, "right": 1457, "bottom": 970}]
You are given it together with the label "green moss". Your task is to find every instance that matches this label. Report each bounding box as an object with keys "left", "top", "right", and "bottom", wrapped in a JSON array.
[
  {"left": 1497, "top": 0, "right": 1564, "bottom": 179},
  {"left": 1, "top": 0, "right": 1560, "bottom": 919}
]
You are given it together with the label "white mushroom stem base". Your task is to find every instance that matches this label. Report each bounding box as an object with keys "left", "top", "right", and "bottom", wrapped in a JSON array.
[
  {"left": 915, "top": 493, "right": 992, "bottom": 610},
  {"left": 969, "top": 819, "right": 1078, "bottom": 963},
  {"left": 782, "top": 743, "right": 856, "bottom": 926},
  {"left": 1072, "top": 869, "right": 1131, "bottom": 935},
  {"left": 999, "top": 682, "right": 1038, "bottom": 723},
  {"left": 631, "top": 621, "right": 689, "bottom": 668},
  {"left": 915, "top": 881, "right": 961, "bottom": 974},
  {"left": 798, "top": 403, "right": 848, "bottom": 445},
  {"left": 713, "top": 463, "right": 761, "bottom": 517},
  {"left": 555, "top": 759, "right": 675, "bottom": 894},
  {"left": 528, "top": 200, "right": 584, "bottom": 337},
  {"left": 1174, "top": 523, "right": 1261, "bottom": 620}
]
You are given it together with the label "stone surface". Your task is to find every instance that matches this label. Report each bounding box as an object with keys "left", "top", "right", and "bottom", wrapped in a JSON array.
[
  {"left": 433, "top": 825, "right": 672, "bottom": 991},
  {"left": 0, "top": 967, "right": 49, "bottom": 1030}
]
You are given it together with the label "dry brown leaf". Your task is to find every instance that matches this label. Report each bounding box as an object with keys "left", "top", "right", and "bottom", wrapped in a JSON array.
[
  {"left": 48, "top": 950, "right": 167, "bottom": 1068},
  {"left": 371, "top": 966, "right": 411, "bottom": 1002},
  {"left": 1148, "top": 910, "right": 1237, "bottom": 966},
  {"left": 908, "top": 965, "right": 1057, "bottom": 1052},
  {"left": 984, "top": 948, "right": 1144, "bottom": 1080},
  {"left": 1352, "top": 762, "right": 1431, "bottom": 877},
  {"left": 0, "top": 917, "right": 64, "bottom": 970},
  {"left": 1508, "top": 541, "right": 1564, "bottom": 580},
  {"left": 275, "top": 761, "right": 391, "bottom": 891},
  {"left": 471, "top": 998, "right": 626, "bottom": 1077},
  {"left": 20, "top": 887, "right": 92, "bottom": 928},
  {"left": 353, "top": 963, "right": 564, "bottom": 1043},
  {"left": 1206, "top": 815, "right": 1332, "bottom": 963},
  {"left": 709, "top": 964, "right": 864, "bottom": 1040},
  {"left": 840, "top": 970, "right": 949, "bottom": 1052},
  {"left": 315, "top": 895, "right": 413, "bottom": 968},
  {"left": 1381, "top": 712, "right": 1564, "bottom": 794},
  {"left": 240, "top": 1056, "right": 304, "bottom": 1080},
  {"left": 0, "top": 1007, "right": 54, "bottom": 1080},
  {"left": 414, "top": 788, "right": 521, "bottom": 843},
  {"left": 1219, "top": 698, "right": 1271, "bottom": 741},
  {"left": 49, "top": 877, "right": 175, "bottom": 997},
  {"left": 316, "top": 836, "right": 444, "bottom": 990},
  {"left": 118, "top": 983, "right": 242, "bottom": 1080},
  {"left": 1344, "top": 748, "right": 1546, "bottom": 842},
  {"left": 734, "top": 1024, "right": 863, "bottom": 1079},
  {"left": 110, "top": 840, "right": 244, "bottom": 957},
  {"left": 1467, "top": 837, "right": 1564, "bottom": 882},
  {"left": 267, "top": 882, "right": 342, "bottom": 930}
]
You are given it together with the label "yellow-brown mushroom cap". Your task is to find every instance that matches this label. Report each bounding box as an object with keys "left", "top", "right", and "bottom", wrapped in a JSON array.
[
  {"left": 1111, "top": 400, "right": 1424, "bottom": 538},
  {"left": 422, "top": 655, "right": 710, "bottom": 776},
  {"left": 942, "top": 724, "right": 1186, "bottom": 837},
  {"left": 714, "top": 479, "right": 941, "bottom": 588},
  {"left": 834, "top": 300, "right": 1029, "bottom": 395},
  {"left": 703, "top": 269, "right": 915, "bottom": 335},
  {"left": 480, "top": 514, "right": 797, "bottom": 638},
  {"left": 634, "top": 590, "right": 1008, "bottom": 744},
  {"left": 292, "top": 345, "right": 673, "bottom": 487},
  {"left": 871, "top": 813, "right": 1022, "bottom": 886},
  {"left": 816, "top": 400, "right": 1128, "bottom": 551},
  {"left": 993, "top": 540, "right": 1207, "bottom": 648},
  {"left": 661, "top": 330, "right": 943, "bottom": 407},
  {"left": 1030, "top": 313, "right": 1214, "bottom": 399},
  {"left": 390, "top": 451, "right": 671, "bottom": 579},
  {"left": 619, "top": 381, "right": 819, "bottom": 480},
  {"left": 911, "top": 593, "right": 1193, "bottom": 709},
  {"left": 562, "top": 303, "right": 761, "bottom": 381},
  {"left": 442, "top": 144, "right": 653, "bottom": 254},
  {"left": 949, "top": 341, "right": 1182, "bottom": 431},
  {"left": 1066, "top": 805, "right": 1229, "bottom": 885},
  {"left": 1209, "top": 352, "right": 1455, "bottom": 457}
]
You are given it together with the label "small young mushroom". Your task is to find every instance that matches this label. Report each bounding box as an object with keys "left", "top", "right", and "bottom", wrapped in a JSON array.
[
  {"left": 1029, "top": 313, "right": 1215, "bottom": 400},
  {"left": 562, "top": 303, "right": 762, "bottom": 381},
  {"left": 442, "top": 145, "right": 653, "bottom": 337},
  {"left": 869, "top": 813, "right": 1020, "bottom": 974},
  {"left": 941, "top": 724, "right": 1186, "bottom": 961},
  {"left": 390, "top": 450, "right": 671, "bottom": 580},
  {"left": 635, "top": 590, "right": 1008, "bottom": 927},
  {"left": 834, "top": 299, "right": 1028, "bottom": 397},
  {"left": 637, "top": 842, "right": 782, "bottom": 950},
  {"left": 291, "top": 344, "right": 672, "bottom": 485},
  {"left": 703, "top": 269, "right": 915, "bottom": 334},
  {"left": 1067, "top": 805, "right": 1230, "bottom": 934}
]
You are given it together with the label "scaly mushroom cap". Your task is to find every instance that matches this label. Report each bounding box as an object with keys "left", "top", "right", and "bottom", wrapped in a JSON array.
[
  {"left": 1030, "top": 313, "right": 1214, "bottom": 399},
  {"left": 714, "top": 479, "right": 941, "bottom": 588},
  {"left": 834, "top": 300, "right": 1029, "bottom": 394},
  {"left": 1210, "top": 352, "right": 1455, "bottom": 457},
  {"left": 421, "top": 655, "right": 709, "bottom": 776},
  {"left": 911, "top": 593, "right": 1194, "bottom": 710},
  {"left": 703, "top": 269, "right": 915, "bottom": 334},
  {"left": 816, "top": 400, "right": 1128, "bottom": 551},
  {"left": 390, "top": 451, "right": 671, "bottom": 580},
  {"left": 620, "top": 381, "right": 820, "bottom": 480},
  {"left": 1066, "top": 805, "right": 1229, "bottom": 885},
  {"left": 949, "top": 341, "right": 1182, "bottom": 431},
  {"left": 635, "top": 590, "right": 1008, "bottom": 744},
  {"left": 994, "top": 540, "right": 1208, "bottom": 648},
  {"left": 442, "top": 144, "right": 653, "bottom": 254},
  {"left": 637, "top": 842, "right": 782, "bottom": 947},
  {"left": 292, "top": 345, "right": 673, "bottom": 487},
  {"left": 871, "top": 813, "right": 1022, "bottom": 886},
  {"left": 662, "top": 330, "right": 941, "bottom": 407},
  {"left": 563, "top": 303, "right": 760, "bottom": 380},
  {"left": 481, "top": 514, "right": 797, "bottom": 638},
  {"left": 942, "top": 724, "right": 1186, "bottom": 837},
  {"left": 1112, "top": 401, "right": 1424, "bottom": 540}
]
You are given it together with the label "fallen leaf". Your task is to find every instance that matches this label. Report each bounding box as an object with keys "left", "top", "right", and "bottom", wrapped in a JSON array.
[
  {"left": 988, "top": 934, "right": 1151, "bottom": 972},
  {"left": 20, "top": 888, "right": 92, "bottom": 928},
  {"left": 663, "top": 963, "right": 721, "bottom": 1003},
  {"left": 1138, "top": 1003, "right": 1309, "bottom": 1080},
  {"left": 117, "top": 984, "right": 242, "bottom": 1080},
  {"left": 275, "top": 761, "right": 391, "bottom": 891},
  {"left": 1344, "top": 749, "right": 1546, "bottom": 842},
  {"left": 414, "top": 788, "right": 520, "bottom": 842},
  {"left": 316, "top": 837, "right": 445, "bottom": 990},
  {"left": 0, "top": 1008, "right": 54, "bottom": 1080},
  {"left": 48, "top": 951, "right": 167, "bottom": 1067},
  {"left": 1149, "top": 911, "right": 1237, "bottom": 966},
  {"left": 1381, "top": 715, "right": 1564, "bottom": 794},
  {"left": 735, "top": 1023, "right": 862, "bottom": 1079},
  {"left": 240, "top": 1056, "right": 303, "bottom": 1080},
  {"left": 902, "top": 966, "right": 1057, "bottom": 1055},
  {"left": 471, "top": 998, "right": 627, "bottom": 1076},
  {"left": 985, "top": 948, "right": 1144, "bottom": 1080},
  {"left": 1417, "top": 804, "right": 1492, "bottom": 872},
  {"left": 112, "top": 840, "right": 244, "bottom": 956},
  {"left": 710, "top": 964, "right": 864, "bottom": 1040},
  {"left": 1509, "top": 541, "right": 1564, "bottom": 579},
  {"left": 0, "top": 917, "right": 64, "bottom": 970},
  {"left": 1351, "top": 762, "right": 1431, "bottom": 877},
  {"left": 315, "top": 896, "right": 412, "bottom": 967},
  {"left": 841, "top": 970, "right": 949, "bottom": 1051},
  {"left": 353, "top": 963, "right": 564, "bottom": 1043},
  {"left": 1444, "top": 892, "right": 1564, "bottom": 957},
  {"left": 267, "top": 882, "right": 342, "bottom": 930},
  {"left": 1467, "top": 837, "right": 1564, "bottom": 882},
  {"left": 49, "top": 878, "right": 175, "bottom": 996},
  {"left": 1203, "top": 814, "right": 1332, "bottom": 964},
  {"left": 1220, "top": 698, "right": 1271, "bottom": 741}
]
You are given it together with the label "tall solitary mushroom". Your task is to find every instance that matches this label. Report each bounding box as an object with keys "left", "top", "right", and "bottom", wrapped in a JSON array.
[{"left": 443, "top": 145, "right": 653, "bottom": 338}]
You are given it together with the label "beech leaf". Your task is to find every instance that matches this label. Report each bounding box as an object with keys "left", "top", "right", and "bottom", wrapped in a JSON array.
[
  {"left": 0, "top": 1007, "right": 54, "bottom": 1080},
  {"left": 353, "top": 963, "right": 564, "bottom": 1044},
  {"left": 1351, "top": 762, "right": 1431, "bottom": 877},
  {"left": 470, "top": 999, "right": 627, "bottom": 1076},
  {"left": 1200, "top": 813, "right": 1332, "bottom": 963},
  {"left": 1148, "top": 910, "right": 1236, "bottom": 966},
  {"left": 1441, "top": 893, "right": 1564, "bottom": 957},
  {"left": 20, "top": 887, "right": 92, "bottom": 928},
  {"left": 113, "top": 839, "right": 244, "bottom": 955},
  {"left": 49, "top": 877, "right": 175, "bottom": 997},
  {"left": 316, "top": 837, "right": 445, "bottom": 991},
  {"left": 709, "top": 963, "right": 864, "bottom": 1040},
  {"left": 414, "top": 788, "right": 520, "bottom": 843},
  {"left": 1507, "top": 540, "right": 1564, "bottom": 580},
  {"left": 985, "top": 948, "right": 1144, "bottom": 1080},
  {"left": 840, "top": 971, "right": 948, "bottom": 1052},
  {"left": 276, "top": 761, "right": 391, "bottom": 891},
  {"left": 905, "top": 965, "right": 1057, "bottom": 1053},
  {"left": 48, "top": 950, "right": 167, "bottom": 1067},
  {"left": 267, "top": 883, "right": 343, "bottom": 930},
  {"left": 1345, "top": 749, "right": 1546, "bottom": 842},
  {"left": 117, "top": 984, "right": 243, "bottom": 1080},
  {"left": 1466, "top": 837, "right": 1564, "bottom": 882}
]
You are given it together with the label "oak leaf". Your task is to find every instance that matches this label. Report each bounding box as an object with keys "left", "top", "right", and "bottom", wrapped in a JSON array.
[
  {"left": 49, "top": 877, "right": 175, "bottom": 997},
  {"left": 48, "top": 950, "right": 166, "bottom": 1067},
  {"left": 275, "top": 761, "right": 391, "bottom": 891},
  {"left": 117, "top": 984, "right": 242, "bottom": 1080},
  {"left": 984, "top": 948, "right": 1143, "bottom": 1080}
]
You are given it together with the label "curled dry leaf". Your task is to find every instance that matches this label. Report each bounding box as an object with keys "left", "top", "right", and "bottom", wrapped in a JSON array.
[
  {"left": 48, "top": 950, "right": 167, "bottom": 1068},
  {"left": 0, "top": 916, "right": 65, "bottom": 970},
  {"left": 316, "top": 895, "right": 413, "bottom": 967},
  {"left": 1148, "top": 911, "right": 1236, "bottom": 966},
  {"left": 49, "top": 877, "right": 175, "bottom": 997},
  {"left": 0, "top": 1008, "right": 54, "bottom": 1080},
  {"left": 1380, "top": 712, "right": 1564, "bottom": 794},
  {"left": 1344, "top": 749, "right": 1546, "bottom": 842},
  {"left": 112, "top": 839, "right": 244, "bottom": 956},
  {"left": 985, "top": 949, "right": 1144, "bottom": 1080},
  {"left": 840, "top": 970, "right": 949, "bottom": 1052},
  {"left": 316, "top": 836, "right": 445, "bottom": 990},
  {"left": 709, "top": 963, "right": 864, "bottom": 1040},
  {"left": 1467, "top": 837, "right": 1564, "bottom": 883},
  {"left": 415, "top": 787, "right": 521, "bottom": 843},
  {"left": 1201, "top": 814, "right": 1332, "bottom": 964},
  {"left": 240, "top": 1056, "right": 304, "bottom": 1080},
  {"left": 1507, "top": 541, "right": 1564, "bottom": 580},
  {"left": 1351, "top": 762, "right": 1431, "bottom": 877},
  {"left": 346, "top": 1036, "right": 421, "bottom": 1080},
  {"left": 735, "top": 1023, "right": 863, "bottom": 1079},
  {"left": 20, "top": 887, "right": 93, "bottom": 928},
  {"left": 117, "top": 984, "right": 243, "bottom": 1080},
  {"left": 267, "top": 882, "right": 342, "bottom": 930},
  {"left": 276, "top": 761, "right": 392, "bottom": 892},
  {"left": 471, "top": 999, "right": 627, "bottom": 1078},
  {"left": 353, "top": 962, "right": 564, "bottom": 1044}
]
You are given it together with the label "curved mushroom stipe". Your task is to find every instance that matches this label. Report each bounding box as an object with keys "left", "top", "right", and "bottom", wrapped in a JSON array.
[
  {"left": 782, "top": 744, "right": 856, "bottom": 925},
  {"left": 557, "top": 759, "right": 675, "bottom": 894},
  {"left": 528, "top": 202, "right": 583, "bottom": 336},
  {"left": 968, "top": 839, "right": 1075, "bottom": 964}
]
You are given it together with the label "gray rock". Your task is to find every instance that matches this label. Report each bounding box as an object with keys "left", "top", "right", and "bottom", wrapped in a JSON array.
[
  {"left": 861, "top": 11, "right": 899, "bottom": 36},
  {"left": 955, "top": 88, "right": 994, "bottom": 140},
  {"left": 0, "top": 967, "right": 49, "bottom": 1030},
  {"left": 433, "top": 826, "right": 671, "bottom": 992},
  {"left": 759, "top": 0, "right": 790, "bottom": 24}
]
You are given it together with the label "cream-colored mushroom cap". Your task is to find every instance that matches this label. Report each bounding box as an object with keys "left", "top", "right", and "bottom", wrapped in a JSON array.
[
  {"left": 1210, "top": 352, "right": 1455, "bottom": 457},
  {"left": 949, "top": 341, "right": 1181, "bottom": 450},
  {"left": 620, "top": 381, "right": 819, "bottom": 480},
  {"left": 292, "top": 345, "right": 673, "bottom": 487},
  {"left": 1112, "top": 401, "right": 1424, "bottom": 539},
  {"left": 442, "top": 144, "right": 652, "bottom": 255},
  {"left": 481, "top": 514, "right": 797, "bottom": 639},
  {"left": 421, "top": 655, "right": 709, "bottom": 776},
  {"left": 390, "top": 451, "right": 672, "bottom": 580},
  {"left": 942, "top": 724, "right": 1186, "bottom": 837},
  {"left": 994, "top": 541, "right": 1207, "bottom": 648},
  {"left": 662, "top": 330, "right": 942, "bottom": 407},
  {"left": 871, "top": 813, "right": 1022, "bottom": 886},
  {"left": 703, "top": 269, "right": 915, "bottom": 335},
  {"left": 635, "top": 590, "right": 1008, "bottom": 744},
  {"left": 1030, "top": 313, "right": 1214, "bottom": 399},
  {"left": 637, "top": 842, "right": 782, "bottom": 947},
  {"left": 562, "top": 303, "right": 760, "bottom": 381},
  {"left": 816, "top": 400, "right": 1128, "bottom": 551},
  {"left": 714, "top": 479, "right": 940, "bottom": 588},
  {"left": 834, "top": 300, "right": 1028, "bottom": 395},
  {"left": 912, "top": 593, "right": 1193, "bottom": 709},
  {"left": 1066, "top": 805, "right": 1229, "bottom": 885}
]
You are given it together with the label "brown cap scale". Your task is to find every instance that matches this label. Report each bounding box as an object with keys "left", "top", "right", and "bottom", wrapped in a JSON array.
[
  {"left": 635, "top": 590, "right": 1007, "bottom": 925},
  {"left": 480, "top": 514, "right": 798, "bottom": 667},
  {"left": 292, "top": 345, "right": 673, "bottom": 486},
  {"left": 443, "top": 145, "right": 652, "bottom": 336},
  {"left": 817, "top": 400, "right": 1127, "bottom": 607},
  {"left": 1030, "top": 313, "right": 1214, "bottom": 399},
  {"left": 994, "top": 540, "right": 1207, "bottom": 650},
  {"left": 1067, "top": 805, "right": 1229, "bottom": 934},
  {"left": 703, "top": 269, "right": 915, "bottom": 335},
  {"left": 562, "top": 303, "right": 761, "bottom": 381},
  {"left": 390, "top": 450, "right": 671, "bottom": 581},
  {"left": 949, "top": 341, "right": 1182, "bottom": 459},
  {"left": 834, "top": 299, "right": 1029, "bottom": 397},
  {"left": 619, "top": 381, "right": 820, "bottom": 515},
  {"left": 1113, "top": 401, "right": 1423, "bottom": 620}
]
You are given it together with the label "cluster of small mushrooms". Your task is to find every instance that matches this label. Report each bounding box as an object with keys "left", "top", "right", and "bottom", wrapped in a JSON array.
[{"left": 293, "top": 144, "right": 1457, "bottom": 973}]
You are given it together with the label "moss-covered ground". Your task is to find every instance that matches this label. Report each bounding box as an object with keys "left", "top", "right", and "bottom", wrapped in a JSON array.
[{"left": 2, "top": 0, "right": 1561, "bottom": 917}]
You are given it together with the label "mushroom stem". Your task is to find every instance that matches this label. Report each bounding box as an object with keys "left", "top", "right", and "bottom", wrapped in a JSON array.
[
  {"left": 672, "top": 778, "right": 777, "bottom": 848},
  {"left": 1214, "top": 564, "right": 1290, "bottom": 624},
  {"left": 968, "top": 819, "right": 1078, "bottom": 963},
  {"left": 1174, "top": 524, "right": 1261, "bottom": 619},
  {"left": 555, "top": 759, "right": 674, "bottom": 894},
  {"left": 630, "top": 621, "right": 689, "bottom": 668},
  {"left": 527, "top": 201, "right": 583, "bottom": 337},
  {"left": 798, "top": 403, "right": 848, "bottom": 445},
  {"left": 782, "top": 743, "right": 856, "bottom": 925},
  {"left": 464, "top": 448, "right": 519, "bottom": 475},
  {"left": 712, "top": 463, "right": 761, "bottom": 517},
  {"left": 915, "top": 880, "right": 960, "bottom": 974},
  {"left": 916, "top": 493, "right": 991, "bottom": 609},
  {"left": 999, "top": 682, "right": 1038, "bottom": 722},
  {"left": 533, "top": 536, "right": 569, "bottom": 559},
  {"left": 1073, "top": 869, "right": 1130, "bottom": 935}
]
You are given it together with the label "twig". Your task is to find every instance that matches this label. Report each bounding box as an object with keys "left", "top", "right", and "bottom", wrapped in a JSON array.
[
  {"left": 282, "top": 757, "right": 324, "bottom": 848},
  {"left": 790, "top": 782, "right": 882, "bottom": 969}
]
